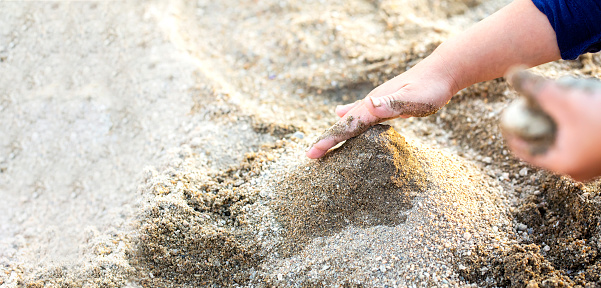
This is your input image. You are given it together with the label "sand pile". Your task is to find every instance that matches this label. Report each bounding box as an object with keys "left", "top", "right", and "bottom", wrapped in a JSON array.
[
  {"left": 260, "top": 125, "right": 512, "bottom": 287},
  {"left": 130, "top": 125, "right": 512, "bottom": 287},
  {"left": 275, "top": 125, "right": 427, "bottom": 251}
]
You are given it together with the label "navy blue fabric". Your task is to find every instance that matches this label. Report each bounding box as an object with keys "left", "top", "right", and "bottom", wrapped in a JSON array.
[{"left": 531, "top": 0, "right": 601, "bottom": 60}]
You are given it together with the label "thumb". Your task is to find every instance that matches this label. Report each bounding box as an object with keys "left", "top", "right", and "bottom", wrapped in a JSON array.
[
  {"left": 506, "top": 68, "right": 572, "bottom": 121},
  {"left": 533, "top": 82, "right": 575, "bottom": 122},
  {"left": 364, "top": 91, "right": 439, "bottom": 119}
]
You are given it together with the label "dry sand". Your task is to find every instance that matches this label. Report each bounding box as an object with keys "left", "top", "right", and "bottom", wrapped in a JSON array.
[{"left": 1, "top": 0, "right": 601, "bottom": 287}]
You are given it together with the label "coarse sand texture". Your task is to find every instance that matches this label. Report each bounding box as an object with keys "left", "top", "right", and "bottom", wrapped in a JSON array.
[{"left": 133, "top": 125, "right": 513, "bottom": 286}]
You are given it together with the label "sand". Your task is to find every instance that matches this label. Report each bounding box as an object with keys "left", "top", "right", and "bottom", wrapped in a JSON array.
[{"left": 2, "top": 0, "right": 601, "bottom": 287}]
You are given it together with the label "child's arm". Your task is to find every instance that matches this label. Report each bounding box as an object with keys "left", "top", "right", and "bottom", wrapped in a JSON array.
[
  {"left": 438, "top": 0, "right": 560, "bottom": 91},
  {"left": 306, "top": 0, "right": 560, "bottom": 159}
]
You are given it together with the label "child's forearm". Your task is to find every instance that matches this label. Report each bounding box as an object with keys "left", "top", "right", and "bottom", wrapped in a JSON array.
[
  {"left": 306, "top": 0, "right": 563, "bottom": 159},
  {"left": 433, "top": 0, "right": 560, "bottom": 94}
]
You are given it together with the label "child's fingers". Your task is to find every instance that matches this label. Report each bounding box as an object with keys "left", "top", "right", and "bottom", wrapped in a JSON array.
[
  {"left": 505, "top": 66, "right": 545, "bottom": 99},
  {"left": 364, "top": 92, "right": 440, "bottom": 119},
  {"left": 306, "top": 141, "right": 333, "bottom": 159},
  {"left": 504, "top": 132, "right": 537, "bottom": 163},
  {"left": 335, "top": 100, "right": 362, "bottom": 117},
  {"left": 504, "top": 132, "right": 558, "bottom": 174},
  {"left": 534, "top": 83, "right": 578, "bottom": 122},
  {"left": 306, "top": 103, "right": 381, "bottom": 159},
  {"left": 505, "top": 130, "right": 578, "bottom": 179},
  {"left": 506, "top": 68, "right": 574, "bottom": 122}
]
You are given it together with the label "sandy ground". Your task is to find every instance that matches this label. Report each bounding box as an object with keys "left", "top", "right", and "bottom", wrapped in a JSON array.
[
  {"left": 0, "top": 1, "right": 273, "bottom": 284},
  {"left": 1, "top": 0, "right": 601, "bottom": 287}
]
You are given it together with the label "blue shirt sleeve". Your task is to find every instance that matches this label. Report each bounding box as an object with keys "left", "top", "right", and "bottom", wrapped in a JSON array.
[{"left": 531, "top": 0, "right": 601, "bottom": 60}]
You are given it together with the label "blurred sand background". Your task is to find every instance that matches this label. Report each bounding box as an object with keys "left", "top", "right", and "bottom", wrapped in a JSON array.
[{"left": 1, "top": 0, "right": 601, "bottom": 287}]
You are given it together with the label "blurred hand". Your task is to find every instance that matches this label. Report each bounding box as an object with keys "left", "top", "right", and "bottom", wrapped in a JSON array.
[
  {"left": 306, "top": 54, "right": 458, "bottom": 159},
  {"left": 504, "top": 73, "right": 601, "bottom": 182}
]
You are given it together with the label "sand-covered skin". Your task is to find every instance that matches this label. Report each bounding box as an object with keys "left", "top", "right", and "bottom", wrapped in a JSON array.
[{"left": 3, "top": 0, "right": 601, "bottom": 287}]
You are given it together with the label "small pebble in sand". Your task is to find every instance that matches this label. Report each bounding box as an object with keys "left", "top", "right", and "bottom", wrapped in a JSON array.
[
  {"left": 291, "top": 131, "right": 305, "bottom": 139},
  {"left": 519, "top": 167, "right": 528, "bottom": 177},
  {"left": 517, "top": 223, "right": 528, "bottom": 232},
  {"left": 543, "top": 245, "right": 551, "bottom": 252},
  {"left": 190, "top": 137, "right": 202, "bottom": 147},
  {"left": 463, "top": 232, "right": 472, "bottom": 240}
]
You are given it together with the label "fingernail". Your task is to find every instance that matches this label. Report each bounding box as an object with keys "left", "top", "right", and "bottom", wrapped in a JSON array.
[{"left": 370, "top": 96, "right": 381, "bottom": 107}]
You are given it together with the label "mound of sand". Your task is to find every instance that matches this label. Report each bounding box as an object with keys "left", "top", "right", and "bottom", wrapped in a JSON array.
[
  {"left": 261, "top": 125, "right": 512, "bottom": 286},
  {"left": 275, "top": 125, "right": 427, "bottom": 252},
  {"left": 131, "top": 125, "right": 512, "bottom": 287}
]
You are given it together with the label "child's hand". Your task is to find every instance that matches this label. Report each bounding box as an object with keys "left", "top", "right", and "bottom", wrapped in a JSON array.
[
  {"left": 504, "top": 74, "right": 601, "bottom": 182},
  {"left": 306, "top": 0, "right": 562, "bottom": 159},
  {"left": 306, "top": 54, "right": 457, "bottom": 159}
]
